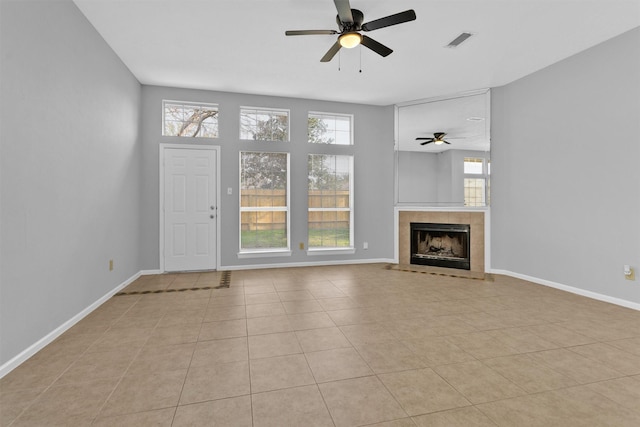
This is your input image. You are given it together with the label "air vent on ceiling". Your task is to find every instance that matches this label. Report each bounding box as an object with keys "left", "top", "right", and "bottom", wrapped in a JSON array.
[{"left": 445, "top": 32, "right": 473, "bottom": 48}]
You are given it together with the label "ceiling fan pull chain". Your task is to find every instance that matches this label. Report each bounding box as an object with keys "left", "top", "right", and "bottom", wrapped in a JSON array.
[
  {"left": 338, "top": 50, "right": 341, "bottom": 71},
  {"left": 359, "top": 46, "right": 362, "bottom": 73}
]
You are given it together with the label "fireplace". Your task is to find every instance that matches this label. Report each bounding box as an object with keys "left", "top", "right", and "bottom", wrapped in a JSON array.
[{"left": 410, "top": 222, "right": 470, "bottom": 270}]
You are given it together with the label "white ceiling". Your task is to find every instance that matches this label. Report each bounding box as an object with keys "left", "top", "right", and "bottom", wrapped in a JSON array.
[{"left": 73, "top": 0, "right": 640, "bottom": 106}]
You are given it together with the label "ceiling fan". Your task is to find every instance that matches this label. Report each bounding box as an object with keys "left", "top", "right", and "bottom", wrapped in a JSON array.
[
  {"left": 416, "top": 132, "right": 453, "bottom": 146},
  {"left": 285, "top": 0, "right": 416, "bottom": 62}
]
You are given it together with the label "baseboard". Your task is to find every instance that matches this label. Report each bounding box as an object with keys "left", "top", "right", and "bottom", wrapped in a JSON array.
[
  {"left": 220, "top": 258, "right": 395, "bottom": 271},
  {"left": 140, "top": 269, "right": 162, "bottom": 275},
  {"left": 0, "top": 271, "right": 142, "bottom": 379},
  {"left": 490, "top": 269, "right": 640, "bottom": 312}
]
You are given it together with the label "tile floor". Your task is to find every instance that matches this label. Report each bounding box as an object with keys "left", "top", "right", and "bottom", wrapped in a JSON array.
[{"left": 2, "top": 264, "right": 640, "bottom": 426}]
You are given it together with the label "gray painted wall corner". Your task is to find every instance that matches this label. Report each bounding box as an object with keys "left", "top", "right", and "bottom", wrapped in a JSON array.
[{"left": 491, "top": 27, "right": 640, "bottom": 304}]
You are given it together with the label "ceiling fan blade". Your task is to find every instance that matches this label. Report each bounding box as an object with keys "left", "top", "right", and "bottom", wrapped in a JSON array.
[
  {"left": 320, "top": 41, "right": 342, "bottom": 62},
  {"left": 416, "top": 138, "right": 434, "bottom": 141},
  {"left": 286, "top": 30, "right": 338, "bottom": 36},
  {"left": 360, "top": 35, "right": 393, "bottom": 57},
  {"left": 434, "top": 132, "right": 446, "bottom": 139},
  {"left": 334, "top": 0, "right": 354, "bottom": 23},
  {"left": 362, "top": 9, "right": 416, "bottom": 31},
  {"left": 443, "top": 141, "right": 451, "bottom": 145},
  {"left": 420, "top": 141, "right": 433, "bottom": 146}
]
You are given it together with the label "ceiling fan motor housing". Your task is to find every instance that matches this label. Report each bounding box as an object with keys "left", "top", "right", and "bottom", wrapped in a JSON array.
[{"left": 337, "top": 9, "right": 364, "bottom": 32}]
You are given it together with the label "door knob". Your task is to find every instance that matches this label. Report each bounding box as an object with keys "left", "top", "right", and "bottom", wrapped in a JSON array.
[
  {"left": 210, "top": 215, "right": 215, "bottom": 219},
  {"left": 210, "top": 205, "right": 215, "bottom": 210}
]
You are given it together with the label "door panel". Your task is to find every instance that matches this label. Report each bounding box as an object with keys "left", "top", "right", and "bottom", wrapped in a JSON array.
[
  {"left": 163, "top": 148, "right": 217, "bottom": 271},
  {"left": 195, "top": 175, "right": 209, "bottom": 212},
  {"left": 172, "top": 174, "right": 186, "bottom": 212},
  {"left": 195, "top": 223, "right": 209, "bottom": 255},
  {"left": 172, "top": 224, "right": 187, "bottom": 256}
]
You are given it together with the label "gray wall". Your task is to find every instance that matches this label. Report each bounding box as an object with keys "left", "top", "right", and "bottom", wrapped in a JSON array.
[
  {"left": 491, "top": 27, "right": 640, "bottom": 303},
  {"left": 141, "top": 86, "right": 395, "bottom": 269},
  {"left": 0, "top": 0, "right": 142, "bottom": 364},
  {"left": 397, "top": 151, "right": 439, "bottom": 203}
]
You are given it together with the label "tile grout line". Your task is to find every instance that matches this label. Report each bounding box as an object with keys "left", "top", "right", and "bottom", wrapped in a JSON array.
[
  {"left": 241, "top": 277, "right": 256, "bottom": 427},
  {"left": 9, "top": 295, "right": 147, "bottom": 426},
  {"left": 90, "top": 309, "right": 160, "bottom": 424}
]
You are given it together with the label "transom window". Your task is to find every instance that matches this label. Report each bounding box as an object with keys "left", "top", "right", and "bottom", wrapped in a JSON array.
[
  {"left": 240, "top": 152, "right": 290, "bottom": 251},
  {"left": 308, "top": 154, "right": 354, "bottom": 249},
  {"left": 308, "top": 112, "right": 353, "bottom": 145},
  {"left": 163, "top": 100, "right": 218, "bottom": 138},
  {"left": 240, "top": 107, "right": 289, "bottom": 142},
  {"left": 464, "top": 157, "right": 484, "bottom": 174}
]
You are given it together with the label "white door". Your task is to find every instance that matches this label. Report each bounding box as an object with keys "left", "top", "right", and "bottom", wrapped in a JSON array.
[{"left": 163, "top": 147, "right": 217, "bottom": 271}]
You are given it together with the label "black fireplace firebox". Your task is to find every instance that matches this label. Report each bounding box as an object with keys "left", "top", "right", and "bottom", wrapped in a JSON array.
[{"left": 410, "top": 222, "right": 471, "bottom": 270}]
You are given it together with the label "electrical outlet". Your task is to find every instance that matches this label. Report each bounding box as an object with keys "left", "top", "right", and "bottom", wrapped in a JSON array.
[
  {"left": 227, "top": 187, "right": 232, "bottom": 195},
  {"left": 109, "top": 259, "right": 114, "bottom": 271},
  {"left": 363, "top": 241, "right": 368, "bottom": 250},
  {"left": 299, "top": 242, "right": 304, "bottom": 250},
  {"left": 625, "top": 266, "right": 635, "bottom": 281}
]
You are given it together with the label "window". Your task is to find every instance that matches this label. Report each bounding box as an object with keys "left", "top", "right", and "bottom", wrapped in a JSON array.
[
  {"left": 463, "top": 157, "right": 489, "bottom": 206},
  {"left": 308, "top": 112, "right": 353, "bottom": 145},
  {"left": 240, "top": 107, "right": 289, "bottom": 141},
  {"left": 240, "top": 152, "right": 289, "bottom": 252},
  {"left": 464, "top": 178, "right": 486, "bottom": 207},
  {"left": 163, "top": 101, "right": 218, "bottom": 138},
  {"left": 464, "top": 157, "right": 483, "bottom": 174},
  {"left": 308, "top": 154, "right": 353, "bottom": 249}
]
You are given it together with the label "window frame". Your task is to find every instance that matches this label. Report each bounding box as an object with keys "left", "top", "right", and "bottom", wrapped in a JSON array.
[
  {"left": 307, "top": 154, "right": 355, "bottom": 255},
  {"left": 238, "top": 151, "right": 291, "bottom": 257},
  {"left": 307, "top": 111, "right": 354, "bottom": 145},
  {"left": 239, "top": 106, "right": 291, "bottom": 142},
  {"left": 162, "top": 100, "right": 219, "bottom": 139}
]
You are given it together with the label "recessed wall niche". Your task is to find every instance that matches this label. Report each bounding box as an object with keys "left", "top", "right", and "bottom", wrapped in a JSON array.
[{"left": 395, "top": 89, "right": 490, "bottom": 206}]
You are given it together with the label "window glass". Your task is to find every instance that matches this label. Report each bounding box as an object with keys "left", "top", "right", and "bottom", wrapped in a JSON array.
[
  {"left": 464, "top": 178, "right": 486, "bottom": 207},
  {"left": 240, "top": 152, "right": 289, "bottom": 250},
  {"left": 240, "top": 108, "right": 289, "bottom": 141},
  {"left": 308, "top": 113, "right": 353, "bottom": 145},
  {"left": 308, "top": 154, "right": 353, "bottom": 248},
  {"left": 464, "top": 157, "right": 483, "bottom": 174},
  {"left": 163, "top": 101, "right": 218, "bottom": 138}
]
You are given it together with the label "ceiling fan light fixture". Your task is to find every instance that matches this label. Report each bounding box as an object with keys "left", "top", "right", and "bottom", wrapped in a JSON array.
[
  {"left": 435, "top": 140, "right": 444, "bottom": 145},
  {"left": 339, "top": 32, "right": 362, "bottom": 48}
]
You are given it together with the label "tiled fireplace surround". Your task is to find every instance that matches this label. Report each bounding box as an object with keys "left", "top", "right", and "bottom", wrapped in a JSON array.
[{"left": 397, "top": 209, "right": 486, "bottom": 274}]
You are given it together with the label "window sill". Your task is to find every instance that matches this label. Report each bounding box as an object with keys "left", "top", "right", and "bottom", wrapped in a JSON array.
[
  {"left": 307, "top": 247, "right": 356, "bottom": 256},
  {"left": 237, "top": 250, "right": 292, "bottom": 259}
]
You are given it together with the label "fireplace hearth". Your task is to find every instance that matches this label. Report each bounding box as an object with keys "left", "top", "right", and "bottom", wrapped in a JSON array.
[{"left": 410, "top": 222, "right": 470, "bottom": 270}]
